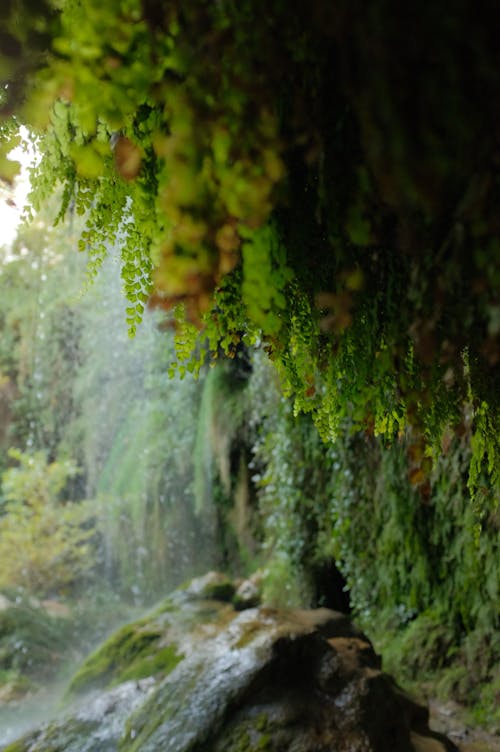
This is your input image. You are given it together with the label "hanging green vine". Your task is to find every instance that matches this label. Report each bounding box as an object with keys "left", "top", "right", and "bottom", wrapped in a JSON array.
[{"left": 1, "top": 0, "right": 498, "bottom": 506}]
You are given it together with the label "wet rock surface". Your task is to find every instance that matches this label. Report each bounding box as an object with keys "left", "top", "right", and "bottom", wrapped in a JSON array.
[
  {"left": 428, "top": 700, "right": 500, "bottom": 752},
  {"left": 1, "top": 574, "right": 459, "bottom": 752},
  {"left": 1, "top": 679, "right": 155, "bottom": 752}
]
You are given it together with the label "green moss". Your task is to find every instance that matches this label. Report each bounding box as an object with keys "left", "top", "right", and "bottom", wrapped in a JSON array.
[
  {"left": 120, "top": 714, "right": 163, "bottom": 752},
  {"left": 5, "top": 717, "right": 98, "bottom": 752},
  {"left": 203, "top": 580, "right": 236, "bottom": 603},
  {"left": 180, "top": 573, "right": 238, "bottom": 604},
  {"left": 471, "top": 673, "right": 500, "bottom": 731},
  {"left": 255, "top": 713, "right": 269, "bottom": 733},
  {"left": 117, "top": 644, "right": 183, "bottom": 684},
  {"left": 147, "top": 597, "right": 177, "bottom": 618},
  {"left": 214, "top": 713, "right": 273, "bottom": 752},
  {"left": 67, "top": 621, "right": 183, "bottom": 695},
  {"left": 221, "top": 728, "right": 273, "bottom": 751},
  {"left": 3, "top": 741, "right": 29, "bottom": 752}
]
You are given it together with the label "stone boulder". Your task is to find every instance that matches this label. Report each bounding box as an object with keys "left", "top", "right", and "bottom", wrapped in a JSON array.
[{"left": 2, "top": 574, "right": 457, "bottom": 752}]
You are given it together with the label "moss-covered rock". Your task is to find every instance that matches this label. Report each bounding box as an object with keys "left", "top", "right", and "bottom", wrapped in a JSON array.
[
  {"left": 66, "top": 574, "right": 243, "bottom": 698},
  {"left": 67, "top": 623, "right": 182, "bottom": 695},
  {"left": 117, "top": 601, "right": 456, "bottom": 752},
  {"left": 182, "top": 571, "right": 237, "bottom": 603},
  {"left": 206, "top": 711, "right": 273, "bottom": 752},
  {"left": 2, "top": 678, "right": 156, "bottom": 752},
  {"left": 233, "top": 574, "right": 263, "bottom": 612},
  {"left": 4, "top": 574, "right": 459, "bottom": 752}
]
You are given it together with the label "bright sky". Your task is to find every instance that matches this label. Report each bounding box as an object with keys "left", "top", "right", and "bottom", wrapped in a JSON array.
[
  {"left": 0, "top": 192, "right": 25, "bottom": 248},
  {"left": 0, "top": 129, "right": 35, "bottom": 250}
]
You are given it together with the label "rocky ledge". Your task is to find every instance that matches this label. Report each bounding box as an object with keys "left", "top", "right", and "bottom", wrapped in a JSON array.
[{"left": 2, "top": 572, "right": 457, "bottom": 752}]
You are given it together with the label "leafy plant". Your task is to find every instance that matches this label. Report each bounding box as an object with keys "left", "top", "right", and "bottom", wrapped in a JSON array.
[
  {"left": 243, "top": 351, "right": 498, "bottom": 714},
  {"left": 0, "top": 450, "right": 97, "bottom": 596},
  {"left": 1, "top": 0, "right": 498, "bottom": 506}
]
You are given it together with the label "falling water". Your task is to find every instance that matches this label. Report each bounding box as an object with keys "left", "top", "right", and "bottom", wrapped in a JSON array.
[{"left": 0, "top": 246, "right": 221, "bottom": 744}]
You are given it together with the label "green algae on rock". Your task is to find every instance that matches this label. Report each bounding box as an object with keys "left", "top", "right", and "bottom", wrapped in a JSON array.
[
  {"left": 181, "top": 571, "right": 237, "bottom": 603},
  {"left": 66, "top": 572, "right": 243, "bottom": 699},
  {"left": 67, "top": 623, "right": 182, "bottom": 696}
]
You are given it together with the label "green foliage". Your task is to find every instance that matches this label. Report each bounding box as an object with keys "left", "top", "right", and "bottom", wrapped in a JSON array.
[
  {"left": 378, "top": 611, "right": 500, "bottom": 730},
  {"left": 241, "top": 224, "right": 293, "bottom": 336},
  {"left": 0, "top": 193, "right": 220, "bottom": 605},
  {"left": 17, "top": 0, "right": 289, "bottom": 328},
  {"left": 0, "top": 202, "right": 91, "bottom": 472},
  {"left": 0, "top": 123, "right": 21, "bottom": 183},
  {"left": 0, "top": 450, "right": 97, "bottom": 596},
  {"left": 244, "top": 352, "right": 498, "bottom": 713},
  {"left": 26, "top": 107, "right": 154, "bottom": 333},
  {"left": 193, "top": 364, "right": 247, "bottom": 513},
  {"left": 1, "top": 4, "right": 499, "bottom": 726},
  {"left": 2, "top": 1, "right": 499, "bottom": 506},
  {"left": 192, "top": 361, "right": 259, "bottom": 573},
  {"left": 470, "top": 673, "right": 500, "bottom": 730},
  {"left": 0, "top": 600, "right": 72, "bottom": 680},
  {"left": 170, "top": 269, "right": 260, "bottom": 379},
  {"left": 468, "top": 400, "right": 500, "bottom": 514},
  {"left": 246, "top": 351, "right": 334, "bottom": 606},
  {"left": 74, "top": 258, "right": 214, "bottom": 601},
  {"left": 0, "top": 0, "right": 58, "bottom": 123},
  {"left": 2, "top": 448, "right": 78, "bottom": 508},
  {"left": 319, "top": 431, "right": 499, "bottom": 642}
]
